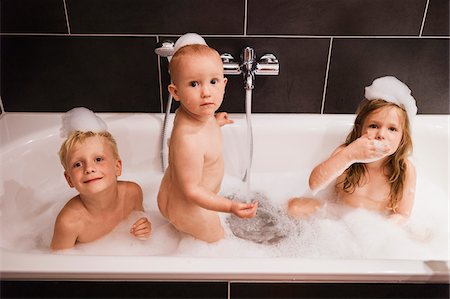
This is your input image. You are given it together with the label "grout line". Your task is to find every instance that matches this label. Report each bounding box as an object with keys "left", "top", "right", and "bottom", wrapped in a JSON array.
[
  {"left": 419, "top": 0, "right": 431, "bottom": 37},
  {"left": 321, "top": 38, "right": 333, "bottom": 114},
  {"left": 227, "top": 281, "right": 231, "bottom": 299},
  {"left": 0, "top": 96, "right": 5, "bottom": 114},
  {"left": 62, "top": 0, "right": 71, "bottom": 34},
  {"left": 244, "top": 0, "right": 248, "bottom": 36},
  {"left": 155, "top": 36, "right": 164, "bottom": 113},
  {"left": 1, "top": 32, "right": 449, "bottom": 39}
]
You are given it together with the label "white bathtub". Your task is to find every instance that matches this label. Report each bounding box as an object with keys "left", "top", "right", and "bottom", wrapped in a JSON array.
[{"left": 0, "top": 112, "right": 449, "bottom": 282}]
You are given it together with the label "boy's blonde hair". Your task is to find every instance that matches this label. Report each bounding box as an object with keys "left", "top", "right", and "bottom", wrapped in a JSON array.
[
  {"left": 339, "top": 99, "right": 413, "bottom": 213},
  {"left": 169, "top": 44, "right": 222, "bottom": 84},
  {"left": 59, "top": 131, "right": 120, "bottom": 171}
]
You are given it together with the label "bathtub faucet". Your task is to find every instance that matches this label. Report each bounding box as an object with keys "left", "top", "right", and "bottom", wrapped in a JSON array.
[{"left": 221, "top": 47, "right": 279, "bottom": 90}]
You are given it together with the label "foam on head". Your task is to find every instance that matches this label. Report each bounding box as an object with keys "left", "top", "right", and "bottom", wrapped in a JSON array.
[
  {"left": 167, "top": 33, "right": 207, "bottom": 63},
  {"left": 60, "top": 107, "right": 107, "bottom": 139},
  {"left": 364, "top": 76, "right": 417, "bottom": 123}
]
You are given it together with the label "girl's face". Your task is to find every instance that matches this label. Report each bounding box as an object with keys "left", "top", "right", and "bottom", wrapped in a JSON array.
[
  {"left": 362, "top": 106, "right": 404, "bottom": 156},
  {"left": 64, "top": 136, "right": 122, "bottom": 196}
]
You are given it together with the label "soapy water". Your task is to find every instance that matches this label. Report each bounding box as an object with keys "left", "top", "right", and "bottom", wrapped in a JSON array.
[
  {"left": 0, "top": 171, "right": 449, "bottom": 260},
  {"left": 0, "top": 168, "right": 448, "bottom": 260}
]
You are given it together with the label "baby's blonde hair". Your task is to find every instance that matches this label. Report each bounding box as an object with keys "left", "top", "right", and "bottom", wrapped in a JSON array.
[
  {"left": 339, "top": 99, "right": 413, "bottom": 213},
  {"left": 59, "top": 131, "right": 120, "bottom": 171},
  {"left": 169, "top": 44, "right": 222, "bottom": 84}
]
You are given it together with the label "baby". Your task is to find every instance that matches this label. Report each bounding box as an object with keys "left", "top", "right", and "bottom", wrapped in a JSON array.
[
  {"left": 157, "top": 34, "right": 258, "bottom": 243},
  {"left": 51, "top": 107, "right": 151, "bottom": 250},
  {"left": 288, "top": 76, "right": 417, "bottom": 224}
]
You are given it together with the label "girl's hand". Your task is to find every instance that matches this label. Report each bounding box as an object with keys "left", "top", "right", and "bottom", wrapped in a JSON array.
[
  {"left": 230, "top": 201, "right": 258, "bottom": 218},
  {"left": 130, "top": 217, "right": 152, "bottom": 240},
  {"left": 347, "top": 134, "right": 390, "bottom": 163},
  {"left": 215, "top": 112, "right": 234, "bottom": 127}
]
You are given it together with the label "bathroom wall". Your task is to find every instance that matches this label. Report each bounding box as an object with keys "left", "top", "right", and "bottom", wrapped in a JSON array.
[{"left": 1, "top": 0, "right": 449, "bottom": 115}]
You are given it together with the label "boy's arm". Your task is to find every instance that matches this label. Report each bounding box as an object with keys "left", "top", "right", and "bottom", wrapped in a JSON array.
[{"left": 50, "top": 212, "right": 79, "bottom": 250}]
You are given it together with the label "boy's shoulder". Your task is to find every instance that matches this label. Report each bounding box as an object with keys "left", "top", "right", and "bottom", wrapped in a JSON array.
[
  {"left": 55, "top": 196, "right": 85, "bottom": 230},
  {"left": 118, "top": 181, "right": 143, "bottom": 199}
]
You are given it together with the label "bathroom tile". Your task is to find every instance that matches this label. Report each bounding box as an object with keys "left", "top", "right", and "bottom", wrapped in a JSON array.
[
  {"left": 0, "top": 0, "right": 67, "bottom": 33},
  {"left": 230, "top": 282, "right": 450, "bottom": 298},
  {"left": 422, "top": 0, "right": 449, "bottom": 36},
  {"left": 66, "top": 0, "right": 244, "bottom": 34},
  {"left": 325, "top": 38, "right": 449, "bottom": 114},
  {"left": 1, "top": 36, "right": 160, "bottom": 112},
  {"left": 1, "top": 281, "right": 228, "bottom": 298},
  {"left": 160, "top": 37, "right": 330, "bottom": 113},
  {"left": 248, "top": 0, "right": 426, "bottom": 36}
]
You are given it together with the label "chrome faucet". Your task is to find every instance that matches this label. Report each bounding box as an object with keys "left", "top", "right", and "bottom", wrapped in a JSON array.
[{"left": 221, "top": 47, "right": 279, "bottom": 90}]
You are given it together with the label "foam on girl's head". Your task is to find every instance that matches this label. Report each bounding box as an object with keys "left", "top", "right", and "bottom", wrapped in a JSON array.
[
  {"left": 364, "top": 76, "right": 417, "bottom": 123},
  {"left": 60, "top": 107, "right": 107, "bottom": 139}
]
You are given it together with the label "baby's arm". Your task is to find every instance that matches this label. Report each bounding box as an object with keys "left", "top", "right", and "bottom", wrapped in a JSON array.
[
  {"left": 172, "top": 135, "right": 256, "bottom": 217},
  {"left": 309, "top": 134, "right": 389, "bottom": 194},
  {"left": 215, "top": 112, "right": 234, "bottom": 127},
  {"left": 389, "top": 160, "right": 417, "bottom": 225}
]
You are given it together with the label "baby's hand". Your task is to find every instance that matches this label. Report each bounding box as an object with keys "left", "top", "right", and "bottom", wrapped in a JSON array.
[
  {"left": 347, "top": 134, "right": 390, "bottom": 163},
  {"left": 215, "top": 112, "right": 234, "bottom": 127},
  {"left": 230, "top": 201, "right": 258, "bottom": 218},
  {"left": 130, "top": 217, "right": 151, "bottom": 240}
]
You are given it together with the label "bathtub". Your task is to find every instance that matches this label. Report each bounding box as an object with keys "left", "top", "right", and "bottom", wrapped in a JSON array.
[{"left": 0, "top": 112, "right": 449, "bottom": 283}]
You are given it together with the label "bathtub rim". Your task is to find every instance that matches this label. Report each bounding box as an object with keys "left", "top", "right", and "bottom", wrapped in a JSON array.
[{"left": 1, "top": 248, "right": 449, "bottom": 282}]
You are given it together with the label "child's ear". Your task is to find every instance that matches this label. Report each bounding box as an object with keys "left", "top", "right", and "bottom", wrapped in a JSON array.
[
  {"left": 223, "top": 77, "right": 228, "bottom": 86},
  {"left": 168, "top": 84, "right": 180, "bottom": 101},
  {"left": 115, "top": 159, "right": 122, "bottom": 177},
  {"left": 64, "top": 171, "right": 75, "bottom": 188}
]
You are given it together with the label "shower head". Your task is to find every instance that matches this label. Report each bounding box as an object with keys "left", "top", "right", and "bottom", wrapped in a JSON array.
[{"left": 154, "top": 40, "right": 175, "bottom": 57}]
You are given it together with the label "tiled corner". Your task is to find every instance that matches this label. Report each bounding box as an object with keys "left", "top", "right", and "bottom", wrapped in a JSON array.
[
  {"left": 0, "top": 0, "right": 67, "bottom": 33},
  {"left": 325, "top": 38, "right": 450, "bottom": 114},
  {"left": 248, "top": 0, "right": 427, "bottom": 36},
  {"left": 1, "top": 35, "right": 160, "bottom": 112},
  {"left": 66, "top": 0, "right": 244, "bottom": 34}
]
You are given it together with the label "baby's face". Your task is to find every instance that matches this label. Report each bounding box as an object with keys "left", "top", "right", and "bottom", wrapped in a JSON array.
[
  {"left": 64, "top": 136, "right": 122, "bottom": 195},
  {"left": 170, "top": 53, "right": 227, "bottom": 118},
  {"left": 362, "top": 106, "right": 404, "bottom": 156}
]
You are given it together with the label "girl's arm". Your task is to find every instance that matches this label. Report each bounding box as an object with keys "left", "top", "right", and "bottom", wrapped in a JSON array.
[
  {"left": 390, "top": 159, "right": 416, "bottom": 224},
  {"left": 309, "top": 134, "right": 390, "bottom": 194}
]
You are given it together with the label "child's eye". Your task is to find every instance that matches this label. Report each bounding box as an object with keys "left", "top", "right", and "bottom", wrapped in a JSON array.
[
  {"left": 95, "top": 157, "right": 104, "bottom": 162},
  {"left": 73, "top": 162, "right": 82, "bottom": 168},
  {"left": 368, "top": 124, "right": 378, "bottom": 129},
  {"left": 190, "top": 81, "right": 199, "bottom": 87},
  {"left": 389, "top": 127, "right": 398, "bottom": 132},
  {"left": 210, "top": 79, "right": 218, "bottom": 85}
]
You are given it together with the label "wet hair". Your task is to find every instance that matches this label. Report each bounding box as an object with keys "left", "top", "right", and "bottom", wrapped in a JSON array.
[
  {"left": 338, "top": 99, "right": 413, "bottom": 212},
  {"left": 59, "top": 131, "right": 120, "bottom": 171},
  {"left": 169, "top": 44, "right": 222, "bottom": 84}
]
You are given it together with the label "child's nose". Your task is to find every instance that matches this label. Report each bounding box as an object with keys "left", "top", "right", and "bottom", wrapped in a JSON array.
[
  {"left": 84, "top": 162, "right": 96, "bottom": 174},
  {"left": 201, "top": 85, "right": 211, "bottom": 97},
  {"left": 375, "top": 128, "right": 386, "bottom": 140}
]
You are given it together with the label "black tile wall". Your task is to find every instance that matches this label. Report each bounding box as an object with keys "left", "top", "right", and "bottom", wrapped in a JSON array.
[
  {"left": 1, "top": 35, "right": 160, "bottom": 112},
  {"left": 66, "top": 0, "right": 244, "bottom": 35},
  {"left": 248, "top": 0, "right": 427, "bottom": 36},
  {"left": 0, "top": 0, "right": 449, "bottom": 114},
  {"left": 423, "top": 0, "right": 450, "bottom": 36},
  {"left": 325, "top": 38, "right": 450, "bottom": 114},
  {"left": 0, "top": 0, "right": 67, "bottom": 33}
]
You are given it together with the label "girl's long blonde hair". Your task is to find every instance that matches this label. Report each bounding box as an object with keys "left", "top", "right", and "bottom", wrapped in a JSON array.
[{"left": 339, "top": 99, "right": 413, "bottom": 212}]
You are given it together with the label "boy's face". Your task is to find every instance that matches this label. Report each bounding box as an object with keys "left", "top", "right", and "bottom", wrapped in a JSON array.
[
  {"left": 169, "top": 53, "right": 227, "bottom": 118},
  {"left": 64, "top": 136, "right": 122, "bottom": 196},
  {"left": 362, "top": 106, "right": 404, "bottom": 156}
]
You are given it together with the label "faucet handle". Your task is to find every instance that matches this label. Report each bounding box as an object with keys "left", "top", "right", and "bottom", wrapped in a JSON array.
[
  {"left": 255, "top": 53, "right": 279, "bottom": 75},
  {"left": 221, "top": 53, "right": 241, "bottom": 75}
]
